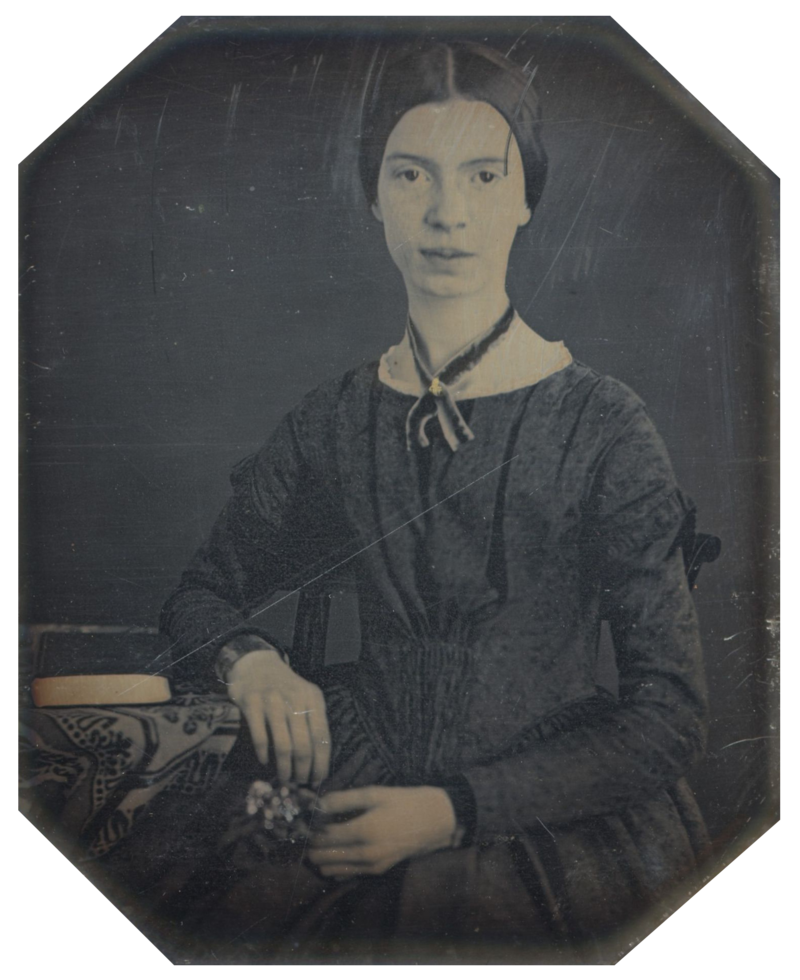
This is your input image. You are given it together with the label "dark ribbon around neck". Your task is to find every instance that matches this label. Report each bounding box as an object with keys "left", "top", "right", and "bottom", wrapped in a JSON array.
[{"left": 405, "top": 305, "right": 515, "bottom": 452}]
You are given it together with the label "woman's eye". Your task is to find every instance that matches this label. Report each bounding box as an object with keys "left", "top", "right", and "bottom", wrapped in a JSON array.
[
  {"left": 476, "top": 171, "right": 499, "bottom": 184},
  {"left": 400, "top": 169, "right": 421, "bottom": 182}
]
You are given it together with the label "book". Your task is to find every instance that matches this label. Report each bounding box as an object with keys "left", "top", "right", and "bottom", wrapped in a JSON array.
[
  {"left": 29, "top": 629, "right": 173, "bottom": 707},
  {"left": 31, "top": 673, "right": 171, "bottom": 707}
]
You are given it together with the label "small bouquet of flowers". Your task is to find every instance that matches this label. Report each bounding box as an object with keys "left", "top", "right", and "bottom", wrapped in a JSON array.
[{"left": 244, "top": 779, "right": 317, "bottom": 841}]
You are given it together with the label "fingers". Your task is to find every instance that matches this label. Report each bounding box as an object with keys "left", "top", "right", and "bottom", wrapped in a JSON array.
[
  {"left": 311, "top": 818, "right": 365, "bottom": 847},
  {"left": 235, "top": 676, "right": 330, "bottom": 785},
  {"left": 320, "top": 787, "right": 380, "bottom": 815},
  {"left": 318, "top": 865, "right": 360, "bottom": 880},
  {"left": 307, "top": 845, "right": 371, "bottom": 867},
  {"left": 307, "top": 844, "right": 379, "bottom": 878},
  {"left": 307, "top": 844, "right": 391, "bottom": 879},
  {"left": 287, "top": 711, "right": 314, "bottom": 786},
  {"left": 307, "top": 691, "right": 331, "bottom": 787},
  {"left": 264, "top": 699, "right": 293, "bottom": 782},
  {"left": 242, "top": 695, "right": 270, "bottom": 766}
]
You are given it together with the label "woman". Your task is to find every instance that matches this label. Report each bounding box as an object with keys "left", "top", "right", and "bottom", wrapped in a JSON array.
[{"left": 156, "top": 41, "right": 709, "bottom": 964}]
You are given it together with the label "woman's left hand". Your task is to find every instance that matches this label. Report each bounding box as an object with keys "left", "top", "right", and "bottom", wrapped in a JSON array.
[{"left": 307, "top": 785, "right": 457, "bottom": 878}]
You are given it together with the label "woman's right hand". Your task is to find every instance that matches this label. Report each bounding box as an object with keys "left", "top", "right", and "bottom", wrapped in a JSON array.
[{"left": 225, "top": 647, "right": 331, "bottom": 786}]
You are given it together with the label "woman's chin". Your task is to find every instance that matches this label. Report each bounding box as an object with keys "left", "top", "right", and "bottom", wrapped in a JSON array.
[{"left": 408, "top": 273, "right": 486, "bottom": 301}]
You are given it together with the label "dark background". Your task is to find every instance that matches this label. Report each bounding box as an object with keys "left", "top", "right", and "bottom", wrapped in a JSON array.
[{"left": 20, "top": 17, "right": 778, "bottom": 855}]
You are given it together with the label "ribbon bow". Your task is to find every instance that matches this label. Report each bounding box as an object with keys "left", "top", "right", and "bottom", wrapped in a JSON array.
[{"left": 405, "top": 305, "right": 515, "bottom": 452}]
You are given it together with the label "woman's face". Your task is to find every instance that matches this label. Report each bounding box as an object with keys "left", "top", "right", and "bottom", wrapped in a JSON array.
[{"left": 373, "top": 99, "right": 531, "bottom": 301}]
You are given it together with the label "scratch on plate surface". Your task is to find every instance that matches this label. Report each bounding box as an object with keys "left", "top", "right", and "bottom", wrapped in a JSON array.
[
  {"left": 122, "top": 455, "right": 521, "bottom": 687},
  {"left": 536, "top": 816, "right": 556, "bottom": 840},
  {"left": 223, "top": 83, "right": 242, "bottom": 215},
  {"left": 522, "top": 126, "right": 616, "bottom": 315},
  {"left": 505, "top": 25, "right": 533, "bottom": 59},
  {"left": 150, "top": 96, "right": 169, "bottom": 295},
  {"left": 309, "top": 54, "right": 323, "bottom": 95},
  {"left": 720, "top": 736, "right": 778, "bottom": 750},
  {"left": 503, "top": 63, "right": 537, "bottom": 175}
]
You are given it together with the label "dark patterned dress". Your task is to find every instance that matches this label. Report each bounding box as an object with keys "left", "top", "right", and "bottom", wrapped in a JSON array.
[{"left": 152, "top": 358, "right": 709, "bottom": 964}]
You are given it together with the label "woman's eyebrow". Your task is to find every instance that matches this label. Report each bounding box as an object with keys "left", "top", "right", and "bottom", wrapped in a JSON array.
[
  {"left": 458, "top": 156, "right": 506, "bottom": 169},
  {"left": 384, "top": 153, "right": 438, "bottom": 170},
  {"left": 385, "top": 153, "right": 507, "bottom": 170}
]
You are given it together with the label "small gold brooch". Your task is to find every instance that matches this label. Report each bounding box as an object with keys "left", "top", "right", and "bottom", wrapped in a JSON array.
[{"left": 429, "top": 377, "right": 444, "bottom": 396}]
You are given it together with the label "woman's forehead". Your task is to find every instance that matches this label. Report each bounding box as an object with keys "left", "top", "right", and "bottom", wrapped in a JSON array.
[{"left": 383, "top": 99, "right": 520, "bottom": 166}]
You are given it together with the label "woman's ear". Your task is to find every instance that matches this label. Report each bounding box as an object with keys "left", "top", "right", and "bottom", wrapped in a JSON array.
[{"left": 371, "top": 200, "right": 384, "bottom": 224}]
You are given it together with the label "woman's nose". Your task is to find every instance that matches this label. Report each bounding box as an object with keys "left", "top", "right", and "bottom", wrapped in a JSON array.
[{"left": 424, "top": 180, "right": 467, "bottom": 231}]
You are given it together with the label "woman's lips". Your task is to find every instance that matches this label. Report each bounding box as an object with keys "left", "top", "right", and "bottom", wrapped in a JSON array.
[{"left": 419, "top": 248, "right": 475, "bottom": 260}]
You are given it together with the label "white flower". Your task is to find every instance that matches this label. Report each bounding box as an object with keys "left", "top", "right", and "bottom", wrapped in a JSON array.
[{"left": 245, "top": 779, "right": 274, "bottom": 815}]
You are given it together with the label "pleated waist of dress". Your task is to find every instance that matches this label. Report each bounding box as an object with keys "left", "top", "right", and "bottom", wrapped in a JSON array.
[{"left": 319, "top": 639, "right": 618, "bottom": 787}]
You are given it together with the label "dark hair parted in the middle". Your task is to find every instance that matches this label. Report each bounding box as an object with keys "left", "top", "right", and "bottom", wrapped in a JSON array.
[{"left": 358, "top": 41, "right": 548, "bottom": 213}]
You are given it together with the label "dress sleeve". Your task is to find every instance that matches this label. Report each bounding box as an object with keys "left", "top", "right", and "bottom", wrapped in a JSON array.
[
  {"left": 463, "top": 406, "right": 709, "bottom": 837},
  {"left": 159, "top": 401, "right": 332, "bottom": 687}
]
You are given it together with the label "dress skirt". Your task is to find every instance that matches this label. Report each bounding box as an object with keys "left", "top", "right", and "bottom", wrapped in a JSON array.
[{"left": 125, "top": 665, "right": 710, "bottom": 965}]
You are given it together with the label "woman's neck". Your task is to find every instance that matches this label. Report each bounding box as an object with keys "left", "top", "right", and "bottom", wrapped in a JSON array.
[{"left": 406, "top": 290, "right": 514, "bottom": 375}]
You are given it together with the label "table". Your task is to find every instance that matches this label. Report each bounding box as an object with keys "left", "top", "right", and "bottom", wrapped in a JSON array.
[{"left": 20, "top": 693, "right": 242, "bottom": 857}]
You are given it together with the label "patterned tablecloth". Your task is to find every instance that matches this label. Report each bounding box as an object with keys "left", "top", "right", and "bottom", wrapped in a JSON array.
[{"left": 19, "top": 694, "right": 242, "bottom": 857}]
